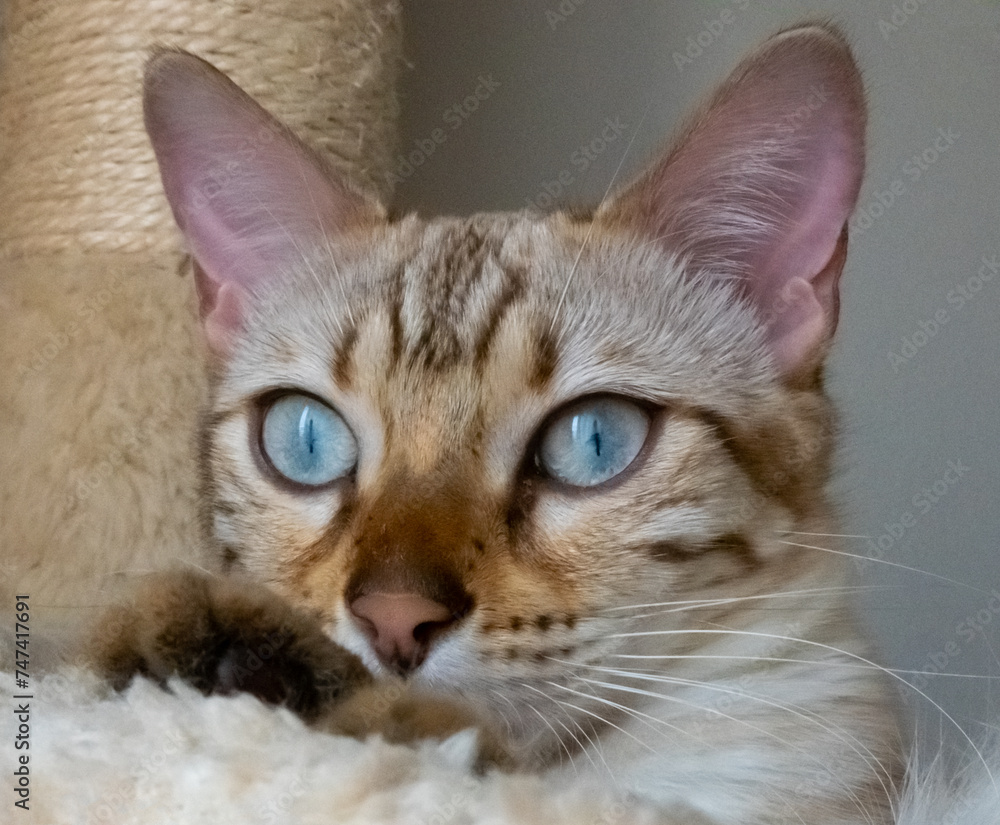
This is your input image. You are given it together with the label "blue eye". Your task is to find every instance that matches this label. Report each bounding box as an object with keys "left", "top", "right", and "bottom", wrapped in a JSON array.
[
  {"left": 261, "top": 394, "right": 357, "bottom": 486},
  {"left": 537, "top": 397, "right": 649, "bottom": 487}
]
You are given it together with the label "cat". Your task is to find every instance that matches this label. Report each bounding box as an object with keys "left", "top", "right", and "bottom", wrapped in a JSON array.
[{"left": 87, "top": 22, "right": 909, "bottom": 824}]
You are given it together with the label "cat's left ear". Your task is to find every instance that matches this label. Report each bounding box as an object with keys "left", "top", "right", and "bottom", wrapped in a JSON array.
[
  {"left": 143, "top": 49, "right": 384, "bottom": 357},
  {"left": 596, "top": 24, "right": 866, "bottom": 381}
]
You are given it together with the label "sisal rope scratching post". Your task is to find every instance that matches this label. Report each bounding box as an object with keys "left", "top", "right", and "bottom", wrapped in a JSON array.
[{"left": 0, "top": 0, "right": 402, "bottom": 662}]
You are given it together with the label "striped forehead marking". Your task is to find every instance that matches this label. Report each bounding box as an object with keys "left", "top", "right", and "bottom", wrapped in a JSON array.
[{"left": 331, "top": 217, "right": 557, "bottom": 389}]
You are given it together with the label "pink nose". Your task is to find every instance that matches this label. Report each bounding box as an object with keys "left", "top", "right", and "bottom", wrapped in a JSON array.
[{"left": 349, "top": 592, "right": 456, "bottom": 674}]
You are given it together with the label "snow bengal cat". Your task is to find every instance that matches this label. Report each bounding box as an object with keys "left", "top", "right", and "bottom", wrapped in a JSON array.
[{"left": 88, "top": 23, "right": 908, "bottom": 824}]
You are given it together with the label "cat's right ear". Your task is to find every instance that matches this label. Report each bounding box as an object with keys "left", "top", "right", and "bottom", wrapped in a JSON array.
[
  {"left": 595, "top": 25, "right": 866, "bottom": 383},
  {"left": 143, "top": 50, "right": 384, "bottom": 357}
]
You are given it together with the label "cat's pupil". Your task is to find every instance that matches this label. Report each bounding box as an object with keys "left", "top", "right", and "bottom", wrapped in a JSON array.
[
  {"left": 589, "top": 427, "right": 601, "bottom": 457},
  {"left": 302, "top": 413, "right": 316, "bottom": 455}
]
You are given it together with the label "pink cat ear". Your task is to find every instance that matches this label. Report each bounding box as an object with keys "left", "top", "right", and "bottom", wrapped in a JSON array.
[
  {"left": 597, "top": 25, "right": 866, "bottom": 380},
  {"left": 143, "top": 50, "right": 383, "bottom": 356}
]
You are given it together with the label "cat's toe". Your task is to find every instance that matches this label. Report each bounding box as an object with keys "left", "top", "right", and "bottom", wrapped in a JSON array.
[
  {"left": 214, "top": 639, "right": 293, "bottom": 704},
  {"left": 208, "top": 624, "right": 372, "bottom": 719},
  {"left": 321, "top": 684, "right": 517, "bottom": 771}
]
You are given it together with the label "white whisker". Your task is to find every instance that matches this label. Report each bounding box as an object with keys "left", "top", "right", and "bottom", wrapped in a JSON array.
[
  {"left": 598, "top": 586, "right": 884, "bottom": 617},
  {"left": 777, "top": 539, "right": 990, "bottom": 596},
  {"left": 571, "top": 674, "right": 885, "bottom": 820},
  {"left": 565, "top": 662, "right": 895, "bottom": 798},
  {"left": 549, "top": 102, "right": 651, "bottom": 338},
  {"left": 254, "top": 198, "right": 346, "bottom": 339},
  {"left": 293, "top": 154, "right": 355, "bottom": 327},
  {"left": 520, "top": 683, "right": 599, "bottom": 775},
  {"left": 488, "top": 688, "right": 519, "bottom": 738},
  {"left": 546, "top": 695, "right": 622, "bottom": 785},
  {"left": 601, "top": 653, "right": 1000, "bottom": 681},
  {"left": 523, "top": 698, "right": 578, "bottom": 774},
  {"left": 544, "top": 680, "right": 674, "bottom": 753},
  {"left": 602, "top": 627, "right": 997, "bottom": 791}
]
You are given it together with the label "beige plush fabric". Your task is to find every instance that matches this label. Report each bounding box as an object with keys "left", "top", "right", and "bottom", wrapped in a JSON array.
[
  {"left": 1, "top": 669, "right": 997, "bottom": 824},
  {"left": 0, "top": 670, "right": 667, "bottom": 825},
  {"left": 0, "top": 0, "right": 402, "bottom": 657}
]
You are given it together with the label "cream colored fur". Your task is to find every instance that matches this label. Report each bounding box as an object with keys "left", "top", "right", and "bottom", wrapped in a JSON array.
[{"left": 1, "top": 668, "right": 996, "bottom": 825}]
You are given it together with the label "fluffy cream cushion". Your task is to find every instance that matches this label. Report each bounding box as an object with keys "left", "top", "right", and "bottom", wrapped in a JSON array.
[
  {"left": 1, "top": 670, "right": 664, "bottom": 825},
  {"left": 2, "top": 666, "right": 997, "bottom": 824}
]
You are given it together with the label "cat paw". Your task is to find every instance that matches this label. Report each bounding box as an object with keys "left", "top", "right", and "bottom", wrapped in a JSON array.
[
  {"left": 85, "top": 570, "right": 514, "bottom": 769},
  {"left": 322, "top": 684, "right": 517, "bottom": 772},
  {"left": 84, "top": 569, "right": 372, "bottom": 720}
]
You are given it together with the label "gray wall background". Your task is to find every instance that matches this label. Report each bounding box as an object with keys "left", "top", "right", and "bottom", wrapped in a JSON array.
[{"left": 394, "top": 1, "right": 1000, "bottom": 745}]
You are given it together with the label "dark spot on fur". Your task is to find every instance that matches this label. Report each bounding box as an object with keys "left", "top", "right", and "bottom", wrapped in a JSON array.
[
  {"left": 564, "top": 204, "right": 595, "bottom": 223},
  {"left": 504, "top": 647, "right": 519, "bottom": 660},
  {"left": 694, "top": 406, "right": 831, "bottom": 519},
  {"left": 409, "top": 221, "right": 501, "bottom": 373},
  {"left": 564, "top": 615, "right": 577, "bottom": 629},
  {"left": 535, "top": 615, "right": 552, "bottom": 631},
  {"left": 649, "top": 534, "right": 758, "bottom": 569},
  {"left": 509, "top": 616, "right": 523, "bottom": 632},
  {"left": 708, "top": 533, "right": 759, "bottom": 570},
  {"left": 648, "top": 541, "right": 693, "bottom": 562},
  {"left": 383, "top": 206, "right": 412, "bottom": 224},
  {"left": 388, "top": 265, "right": 405, "bottom": 369},
  {"left": 473, "top": 263, "right": 526, "bottom": 370},
  {"left": 332, "top": 323, "right": 358, "bottom": 388},
  {"left": 506, "top": 476, "right": 539, "bottom": 537},
  {"left": 410, "top": 325, "right": 436, "bottom": 369},
  {"left": 472, "top": 538, "right": 485, "bottom": 554},
  {"left": 529, "top": 327, "right": 559, "bottom": 389}
]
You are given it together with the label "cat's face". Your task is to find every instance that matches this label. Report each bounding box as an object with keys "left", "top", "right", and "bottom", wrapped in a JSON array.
[
  {"left": 205, "top": 209, "right": 830, "bottom": 686},
  {"left": 145, "top": 25, "right": 865, "bottom": 749}
]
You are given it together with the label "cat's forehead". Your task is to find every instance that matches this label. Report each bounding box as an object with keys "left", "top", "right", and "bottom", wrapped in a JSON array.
[
  {"left": 230, "top": 211, "right": 774, "bottom": 417},
  {"left": 371, "top": 213, "right": 552, "bottom": 380}
]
